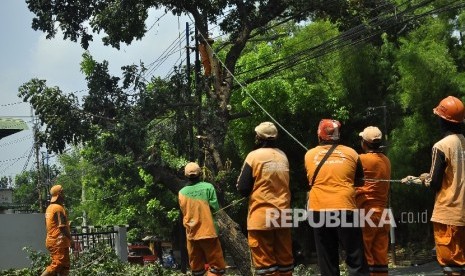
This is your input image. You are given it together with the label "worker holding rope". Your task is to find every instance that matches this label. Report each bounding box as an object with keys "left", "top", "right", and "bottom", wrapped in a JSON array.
[
  {"left": 304, "top": 119, "right": 369, "bottom": 276},
  {"left": 178, "top": 162, "right": 226, "bottom": 276},
  {"left": 41, "top": 185, "right": 74, "bottom": 276},
  {"left": 237, "top": 122, "right": 294, "bottom": 276},
  {"left": 402, "top": 96, "right": 465, "bottom": 276},
  {"left": 356, "top": 126, "right": 391, "bottom": 276}
]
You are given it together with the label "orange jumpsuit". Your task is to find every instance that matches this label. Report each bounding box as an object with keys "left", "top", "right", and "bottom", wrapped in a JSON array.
[
  {"left": 356, "top": 152, "right": 391, "bottom": 275},
  {"left": 237, "top": 146, "right": 294, "bottom": 276},
  {"left": 179, "top": 181, "right": 226, "bottom": 276},
  {"left": 426, "top": 133, "right": 465, "bottom": 275},
  {"left": 44, "top": 203, "right": 71, "bottom": 275},
  {"left": 305, "top": 144, "right": 369, "bottom": 276}
]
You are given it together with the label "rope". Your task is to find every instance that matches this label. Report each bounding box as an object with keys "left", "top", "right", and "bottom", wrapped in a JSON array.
[
  {"left": 213, "top": 197, "right": 247, "bottom": 214},
  {"left": 363, "top": 177, "right": 423, "bottom": 185},
  {"left": 189, "top": 15, "right": 309, "bottom": 152},
  {"left": 363, "top": 178, "right": 403, "bottom": 183}
]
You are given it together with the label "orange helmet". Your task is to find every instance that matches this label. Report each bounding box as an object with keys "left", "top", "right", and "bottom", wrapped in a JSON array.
[{"left": 433, "top": 96, "right": 465, "bottom": 123}]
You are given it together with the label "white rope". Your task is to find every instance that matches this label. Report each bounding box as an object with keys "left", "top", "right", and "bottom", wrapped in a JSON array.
[
  {"left": 189, "top": 16, "right": 308, "bottom": 151},
  {"left": 213, "top": 197, "right": 247, "bottom": 214},
  {"left": 363, "top": 177, "right": 422, "bottom": 185}
]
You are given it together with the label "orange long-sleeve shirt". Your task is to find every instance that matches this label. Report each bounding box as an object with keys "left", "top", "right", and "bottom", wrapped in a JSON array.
[{"left": 355, "top": 152, "right": 391, "bottom": 210}]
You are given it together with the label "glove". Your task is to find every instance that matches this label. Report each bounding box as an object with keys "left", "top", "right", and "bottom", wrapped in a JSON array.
[
  {"left": 401, "top": 176, "right": 423, "bottom": 185},
  {"left": 419, "top": 173, "right": 431, "bottom": 186},
  {"left": 419, "top": 173, "right": 430, "bottom": 182},
  {"left": 401, "top": 176, "right": 415, "bottom": 184}
]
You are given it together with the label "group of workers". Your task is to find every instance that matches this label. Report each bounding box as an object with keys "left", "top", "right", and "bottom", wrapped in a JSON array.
[
  {"left": 40, "top": 95, "right": 465, "bottom": 276},
  {"left": 177, "top": 95, "right": 465, "bottom": 276}
]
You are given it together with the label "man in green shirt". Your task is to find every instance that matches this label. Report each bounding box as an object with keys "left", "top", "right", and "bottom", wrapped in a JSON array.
[{"left": 179, "top": 162, "right": 226, "bottom": 276}]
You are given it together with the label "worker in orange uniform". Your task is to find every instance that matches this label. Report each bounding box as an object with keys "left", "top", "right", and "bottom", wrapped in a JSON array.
[
  {"left": 178, "top": 162, "right": 226, "bottom": 276},
  {"left": 41, "top": 185, "right": 74, "bottom": 276},
  {"left": 237, "top": 122, "right": 294, "bottom": 276},
  {"left": 403, "top": 96, "right": 465, "bottom": 276},
  {"left": 304, "top": 119, "right": 369, "bottom": 276},
  {"left": 356, "top": 126, "right": 391, "bottom": 275}
]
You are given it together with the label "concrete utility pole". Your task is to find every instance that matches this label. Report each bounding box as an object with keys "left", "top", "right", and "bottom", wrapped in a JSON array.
[
  {"left": 186, "top": 22, "right": 195, "bottom": 161},
  {"left": 382, "top": 104, "right": 396, "bottom": 265},
  {"left": 32, "top": 108, "right": 43, "bottom": 212}
]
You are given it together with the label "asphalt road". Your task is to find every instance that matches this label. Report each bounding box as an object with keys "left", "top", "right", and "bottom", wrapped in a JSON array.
[{"left": 390, "top": 261, "right": 444, "bottom": 276}]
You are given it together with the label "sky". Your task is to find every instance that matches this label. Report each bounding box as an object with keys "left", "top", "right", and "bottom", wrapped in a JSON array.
[{"left": 0, "top": 1, "right": 190, "bottom": 181}]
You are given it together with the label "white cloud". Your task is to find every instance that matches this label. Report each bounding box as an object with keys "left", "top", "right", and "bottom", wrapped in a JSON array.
[{"left": 1, "top": 2, "right": 192, "bottom": 177}]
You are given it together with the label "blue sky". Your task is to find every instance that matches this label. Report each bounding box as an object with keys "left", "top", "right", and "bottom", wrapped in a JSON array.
[{"left": 0, "top": 1, "right": 189, "bottom": 180}]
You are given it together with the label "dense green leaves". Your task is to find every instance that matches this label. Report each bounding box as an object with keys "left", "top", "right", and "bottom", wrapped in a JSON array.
[
  {"left": 2, "top": 245, "right": 183, "bottom": 275},
  {"left": 14, "top": 0, "right": 465, "bottom": 268}
]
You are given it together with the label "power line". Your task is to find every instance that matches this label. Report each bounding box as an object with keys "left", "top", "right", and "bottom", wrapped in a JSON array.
[
  {"left": 0, "top": 102, "right": 26, "bottom": 107},
  {"left": 22, "top": 146, "right": 35, "bottom": 173},
  {"left": 0, "top": 135, "right": 33, "bottom": 149},
  {"left": 192, "top": 16, "right": 308, "bottom": 151},
  {"left": 188, "top": 0, "right": 464, "bottom": 151},
  {"left": 238, "top": 0, "right": 462, "bottom": 82},
  {"left": 0, "top": 148, "right": 32, "bottom": 176}
]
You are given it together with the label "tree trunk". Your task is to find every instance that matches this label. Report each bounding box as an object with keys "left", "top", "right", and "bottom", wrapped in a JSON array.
[{"left": 216, "top": 210, "right": 252, "bottom": 276}]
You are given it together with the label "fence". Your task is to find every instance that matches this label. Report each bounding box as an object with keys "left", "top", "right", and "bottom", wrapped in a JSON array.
[{"left": 71, "top": 225, "right": 128, "bottom": 262}]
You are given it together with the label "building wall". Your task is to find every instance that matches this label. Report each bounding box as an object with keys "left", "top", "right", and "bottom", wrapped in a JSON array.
[
  {"left": 0, "top": 213, "right": 46, "bottom": 270},
  {"left": 0, "top": 189, "right": 13, "bottom": 203}
]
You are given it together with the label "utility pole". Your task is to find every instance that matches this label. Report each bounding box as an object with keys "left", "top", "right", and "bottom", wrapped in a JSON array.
[
  {"left": 194, "top": 27, "right": 203, "bottom": 166},
  {"left": 186, "top": 22, "right": 195, "bottom": 161},
  {"left": 366, "top": 104, "right": 395, "bottom": 264},
  {"left": 383, "top": 104, "right": 396, "bottom": 265},
  {"left": 81, "top": 182, "right": 87, "bottom": 226},
  {"left": 42, "top": 151, "right": 51, "bottom": 191},
  {"left": 32, "top": 108, "right": 43, "bottom": 212}
]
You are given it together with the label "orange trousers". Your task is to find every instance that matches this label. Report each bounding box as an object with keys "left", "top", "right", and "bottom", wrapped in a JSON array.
[
  {"left": 46, "top": 246, "right": 70, "bottom": 275},
  {"left": 187, "top": 237, "right": 226, "bottom": 276},
  {"left": 433, "top": 223, "right": 465, "bottom": 275},
  {"left": 248, "top": 228, "right": 294, "bottom": 276},
  {"left": 362, "top": 211, "right": 389, "bottom": 275}
]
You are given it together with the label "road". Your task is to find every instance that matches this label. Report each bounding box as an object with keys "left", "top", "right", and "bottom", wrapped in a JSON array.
[{"left": 390, "top": 261, "right": 444, "bottom": 276}]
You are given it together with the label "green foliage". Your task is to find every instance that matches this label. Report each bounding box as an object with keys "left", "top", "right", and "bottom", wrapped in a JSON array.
[
  {"left": 18, "top": 0, "right": 465, "bottom": 265},
  {"left": 0, "top": 245, "right": 182, "bottom": 276},
  {"left": 12, "top": 164, "right": 61, "bottom": 212},
  {"left": 293, "top": 264, "right": 317, "bottom": 276},
  {"left": 0, "top": 176, "right": 12, "bottom": 188},
  {"left": 80, "top": 51, "right": 97, "bottom": 77},
  {"left": 18, "top": 79, "right": 92, "bottom": 153}
]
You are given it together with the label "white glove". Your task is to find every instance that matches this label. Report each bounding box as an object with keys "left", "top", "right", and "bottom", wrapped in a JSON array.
[
  {"left": 401, "top": 176, "right": 422, "bottom": 185},
  {"left": 419, "top": 173, "right": 431, "bottom": 186}
]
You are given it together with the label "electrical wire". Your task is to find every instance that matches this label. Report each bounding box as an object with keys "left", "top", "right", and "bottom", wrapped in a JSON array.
[
  {"left": 188, "top": 0, "right": 464, "bottom": 152},
  {"left": 0, "top": 102, "right": 26, "bottom": 107},
  {"left": 0, "top": 147, "right": 33, "bottom": 175},
  {"left": 192, "top": 16, "right": 308, "bottom": 151},
  {"left": 22, "top": 146, "right": 35, "bottom": 173},
  {"left": 238, "top": 0, "right": 461, "bottom": 82}
]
